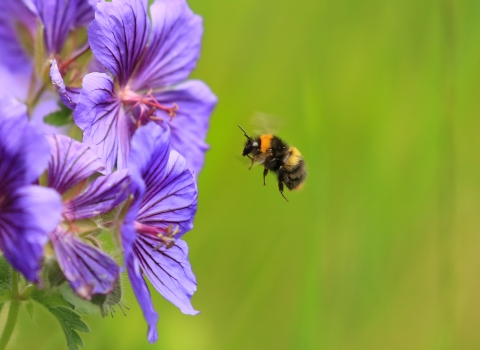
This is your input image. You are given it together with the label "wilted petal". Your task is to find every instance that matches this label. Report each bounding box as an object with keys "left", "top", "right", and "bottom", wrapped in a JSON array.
[
  {"left": 50, "top": 227, "right": 119, "bottom": 299},
  {"left": 134, "top": 235, "right": 198, "bottom": 315},
  {"left": 88, "top": 0, "right": 149, "bottom": 87},
  {"left": 0, "top": 97, "right": 51, "bottom": 191},
  {"left": 155, "top": 80, "right": 217, "bottom": 176},
  {"left": 46, "top": 134, "right": 105, "bottom": 194},
  {"left": 50, "top": 59, "right": 80, "bottom": 110},
  {"left": 0, "top": 186, "right": 61, "bottom": 282},
  {"left": 74, "top": 72, "right": 132, "bottom": 173},
  {"left": 132, "top": 0, "right": 202, "bottom": 90},
  {"left": 63, "top": 169, "right": 129, "bottom": 220}
]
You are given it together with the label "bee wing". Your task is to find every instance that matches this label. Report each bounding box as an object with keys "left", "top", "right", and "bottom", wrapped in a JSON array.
[{"left": 251, "top": 112, "right": 285, "bottom": 135}]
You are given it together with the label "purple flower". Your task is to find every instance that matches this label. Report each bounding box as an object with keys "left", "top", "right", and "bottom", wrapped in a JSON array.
[
  {"left": 0, "top": 96, "right": 62, "bottom": 282},
  {"left": 23, "top": 0, "right": 95, "bottom": 55},
  {"left": 0, "top": 0, "right": 36, "bottom": 70},
  {"left": 45, "top": 134, "right": 129, "bottom": 299},
  {"left": 74, "top": 0, "right": 217, "bottom": 175},
  {"left": 122, "top": 122, "right": 198, "bottom": 343}
]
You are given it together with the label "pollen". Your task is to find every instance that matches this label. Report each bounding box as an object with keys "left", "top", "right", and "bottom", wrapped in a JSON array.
[{"left": 154, "top": 225, "right": 179, "bottom": 250}]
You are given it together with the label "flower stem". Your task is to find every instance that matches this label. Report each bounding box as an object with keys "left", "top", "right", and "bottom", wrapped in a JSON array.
[{"left": 0, "top": 272, "right": 21, "bottom": 350}]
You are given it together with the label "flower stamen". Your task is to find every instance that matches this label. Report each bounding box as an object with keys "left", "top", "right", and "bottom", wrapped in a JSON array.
[
  {"left": 134, "top": 222, "right": 179, "bottom": 250},
  {"left": 121, "top": 88, "right": 179, "bottom": 127}
]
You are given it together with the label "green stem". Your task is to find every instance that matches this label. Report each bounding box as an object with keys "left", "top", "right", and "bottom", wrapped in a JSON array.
[{"left": 0, "top": 272, "right": 20, "bottom": 350}]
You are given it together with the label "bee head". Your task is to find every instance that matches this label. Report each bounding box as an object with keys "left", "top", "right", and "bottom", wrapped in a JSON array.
[
  {"left": 242, "top": 138, "right": 259, "bottom": 156},
  {"left": 238, "top": 125, "right": 258, "bottom": 156}
]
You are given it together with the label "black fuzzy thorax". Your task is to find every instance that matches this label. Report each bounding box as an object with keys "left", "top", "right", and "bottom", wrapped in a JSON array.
[{"left": 262, "top": 136, "right": 289, "bottom": 171}]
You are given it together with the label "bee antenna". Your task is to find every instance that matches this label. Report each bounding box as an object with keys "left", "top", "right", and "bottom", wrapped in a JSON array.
[{"left": 238, "top": 125, "right": 251, "bottom": 140}]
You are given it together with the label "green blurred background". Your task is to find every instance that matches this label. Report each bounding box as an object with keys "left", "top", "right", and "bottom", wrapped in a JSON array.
[{"left": 9, "top": 0, "right": 480, "bottom": 349}]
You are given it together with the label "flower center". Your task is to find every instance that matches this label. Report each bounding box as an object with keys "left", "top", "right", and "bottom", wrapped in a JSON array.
[
  {"left": 134, "top": 221, "right": 179, "bottom": 249},
  {"left": 120, "top": 88, "right": 178, "bottom": 128}
]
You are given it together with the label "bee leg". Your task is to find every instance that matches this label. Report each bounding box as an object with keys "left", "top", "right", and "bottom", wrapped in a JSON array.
[
  {"left": 247, "top": 155, "right": 254, "bottom": 170},
  {"left": 263, "top": 168, "right": 268, "bottom": 186},
  {"left": 278, "top": 181, "right": 289, "bottom": 202}
]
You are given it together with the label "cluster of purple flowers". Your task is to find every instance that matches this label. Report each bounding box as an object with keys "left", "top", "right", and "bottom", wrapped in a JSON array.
[{"left": 0, "top": 0, "right": 216, "bottom": 343}]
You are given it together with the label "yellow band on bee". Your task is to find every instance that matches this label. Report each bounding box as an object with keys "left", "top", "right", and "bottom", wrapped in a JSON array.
[{"left": 285, "top": 147, "right": 301, "bottom": 168}]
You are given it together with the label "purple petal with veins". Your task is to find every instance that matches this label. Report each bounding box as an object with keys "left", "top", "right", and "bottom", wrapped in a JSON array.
[
  {"left": 0, "top": 96, "right": 51, "bottom": 191},
  {"left": 50, "top": 227, "right": 119, "bottom": 299},
  {"left": 0, "top": 186, "right": 61, "bottom": 282},
  {"left": 154, "top": 80, "right": 217, "bottom": 176},
  {"left": 88, "top": 0, "right": 149, "bottom": 87},
  {"left": 134, "top": 235, "right": 198, "bottom": 315},
  {"left": 46, "top": 134, "right": 104, "bottom": 195},
  {"left": 28, "top": 0, "right": 90, "bottom": 54},
  {"left": 126, "top": 249, "right": 159, "bottom": 343},
  {"left": 121, "top": 123, "right": 198, "bottom": 342},
  {"left": 63, "top": 169, "right": 129, "bottom": 220},
  {"left": 0, "top": 0, "right": 36, "bottom": 75},
  {"left": 0, "top": 97, "right": 62, "bottom": 281},
  {"left": 131, "top": 0, "right": 203, "bottom": 90},
  {"left": 74, "top": 72, "right": 133, "bottom": 173},
  {"left": 137, "top": 146, "right": 197, "bottom": 236}
]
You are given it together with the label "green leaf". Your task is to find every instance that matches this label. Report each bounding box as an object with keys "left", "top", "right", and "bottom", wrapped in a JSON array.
[
  {"left": 31, "top": 288, "right": 72, "bottom": 309},
  {"left": 33, "top": 289, "right": 90, "bottom": 350},
  {"left": 43, "top": 103, "right": 73, "bottom": 126},
  {"left": 49, "top": 306, "right": 90, "bottom": 350}
]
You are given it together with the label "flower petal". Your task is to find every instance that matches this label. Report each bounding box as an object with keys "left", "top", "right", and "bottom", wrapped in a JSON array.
[
  {"left": 128, "top": 121, "right": 170, "bottom": 190},
  {"left": 88, "top": 0, "right": 149, "bottom": 87},
  {"left": 138, "top": 148, "right": 197, "bottom": 236},
  {"left": 29, "top": 0, "right": 86, "bottom": 54},
  {"left": 0, "top": 0, "right": 36, "bottom": 74},
  {"left": 122, "top": 214, "right": 158, "bottom": 343},
  {"left": 63, "top": 169, "right": 129, "bottom": 220},
  {"left": 50, "top": 227, "right": 120, "bottom": 299},
  {"left": 155, "top": 80, "right": 217, "bottom": 176},
  {"left": 0, "top": 186, "right": 61, "bottom": 282},
  {"left": 75, "top": 0, "right": 96, "bottom": 27},
  {"left": 0, "top": 97, "right": 51, "bottom": 191},
  {"left": 134, "top": 235, "right": 198, "bottom": 315},
  {"left": 129, "top": 122, "right": 197, "bottom": 236},
  {"left": 46, "top": 134, "right": 105, "bottom": 194},
  {"left": 50, "top": 59, "right": 80, "bottom": 110},
  {"left": 131, "top": 0, "right": 203, "bottom": 90},
  {"left": 0, "top": 95, "right": 28, "bottom": 121},
  {"left": 74, "top": 72, "right": 132, "bottom": 173}
]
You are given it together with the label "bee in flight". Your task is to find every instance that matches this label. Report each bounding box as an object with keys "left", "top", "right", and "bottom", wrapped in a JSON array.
[{"left": 238, "top": 124, "right": 307, "bottom": 202}]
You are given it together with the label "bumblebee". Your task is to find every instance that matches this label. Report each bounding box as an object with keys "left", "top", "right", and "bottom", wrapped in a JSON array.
[{"left": 238, "top": 125, "right": 307, "bottom": 202}]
